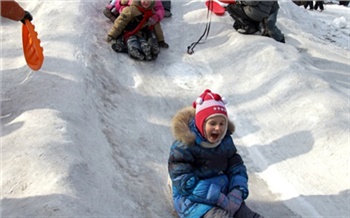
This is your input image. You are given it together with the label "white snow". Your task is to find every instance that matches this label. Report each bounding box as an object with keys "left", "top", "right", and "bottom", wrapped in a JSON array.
[{"left": 1, "top": 0, "right": 349, "bottom": 217}]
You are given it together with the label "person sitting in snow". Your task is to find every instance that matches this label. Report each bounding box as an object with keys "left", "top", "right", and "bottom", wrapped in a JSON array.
[
  {"left": 168, "top": 89, "right": 264, "bottom": 218},
  {"left": 226, "top": 1, "right": 285, "bottom": 43},
  {"left": 106, "top": 0, "right": 158, "bottom": 60},
  {"left": 103, "top": 0, "right": 171, "bottom": 22},
  {"left": 104, "top": 0, "right": 169, "bottom": 48}
]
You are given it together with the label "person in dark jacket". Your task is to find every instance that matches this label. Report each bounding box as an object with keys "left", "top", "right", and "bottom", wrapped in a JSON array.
[
  {"left": 226, "top": 1, "right": 284, "bottom": 43},
  {"left": 168, "top": 89, "right": 264, "bottom": 218},
  {"left": 226, "top": 1, "right": 265, "bottom": 34}
]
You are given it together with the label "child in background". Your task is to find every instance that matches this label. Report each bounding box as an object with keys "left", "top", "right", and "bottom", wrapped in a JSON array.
[
  {"left": 168, "top": 89, "right": 264, "bottom": 218},
  {"left": 105, "top": 0, "right": 169, "bottom": 48}
]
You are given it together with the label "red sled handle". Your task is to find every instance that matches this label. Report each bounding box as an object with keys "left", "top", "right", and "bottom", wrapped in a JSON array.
[{"left": 205, "top": 0, "right": 226, "bottom": 16}]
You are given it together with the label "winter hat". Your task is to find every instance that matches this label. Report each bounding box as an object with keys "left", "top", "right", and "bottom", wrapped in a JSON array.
[
  {"left": 192, "top": 89, "right": 228, "bottom": 138},
  {"left": 140, "top": 0, "right": 154, "bottom": 9}
]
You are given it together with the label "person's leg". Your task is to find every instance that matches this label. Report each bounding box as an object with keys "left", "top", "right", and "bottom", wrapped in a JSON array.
[
  {"left": 144, "top": 29, "right": 159, "bottom": 60},
  {"left": 226, "top": 4, "right": 251, "bottom": 22},
  {"left": 103, "top": 8, "right": 117, "bottom": 22},
  {"left": 153, "top": 23, "right": 169, "bottom": 48},
  {"left": 226, "top": 4, "right": 259, "bottom": 34},
  {"left": 264, "top": 11, "right": 285, "bottom": 43},
  {"left": 161, "top": 0, "right": 172, "bottom": 17},
  {"left": 203, "top": 207, "right": 231, "bottom": 218},
  {"left": 319, "top": 1, "right": 324, "bottom": 10},
  {"left": 111, "top": 37, "right": 128, "bottom": 53},
  {"left": 139, "top": 36, "right": 152, "bottom": 61},
  {"left": 234, "top": 202, "right": 264, "bottom": 218},
  {"left": 103, "top": 0, "right": 119, "bottom": 22},
  {"left": 127, "top": 36, "right": 145, "bottom": 60}
]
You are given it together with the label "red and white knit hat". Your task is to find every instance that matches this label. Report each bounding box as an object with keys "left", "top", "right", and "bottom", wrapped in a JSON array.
[{"left": 192, "top": 89, "right": 228, "bottom": 137}]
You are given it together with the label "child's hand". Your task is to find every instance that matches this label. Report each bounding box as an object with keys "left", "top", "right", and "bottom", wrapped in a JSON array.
[
  {"left": 227, "top": 189, "right": 243, "bottom": 214},
  {"left": 148, "top": 15, "right": 159, "bottom": 26},
  {"left": 216, "top": 193, "right": 239, "bottom": 216}
]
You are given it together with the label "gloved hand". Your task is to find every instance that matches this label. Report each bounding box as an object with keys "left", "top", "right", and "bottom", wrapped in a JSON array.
[
  {"left": 227, "top": 189, "right": 243, "bottom": 214},
  {"left": 216, "top": 193, "right": 240, "bottom": 216},
  {"left": 20, "top": 11, "right": 33, "bottom": 24},
  {"left": 148, "top": 15, "right": 159, "bottom": 26},
  {"left": 107, "top": 35, "right": 115, "bottom": 43}
]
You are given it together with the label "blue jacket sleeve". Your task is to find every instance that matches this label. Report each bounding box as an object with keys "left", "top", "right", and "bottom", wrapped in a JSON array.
[{"left": 226, "top": 152, "right": 249, "bottom": 199}]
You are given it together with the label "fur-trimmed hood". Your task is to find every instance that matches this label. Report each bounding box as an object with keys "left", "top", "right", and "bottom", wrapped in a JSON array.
[{"left": 171, "top": 107, "right": 235, "bottom": 145}]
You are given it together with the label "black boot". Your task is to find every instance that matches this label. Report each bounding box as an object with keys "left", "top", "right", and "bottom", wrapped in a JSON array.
[{"left": 237, "top": 25, "right": 259, "bottom": 34}]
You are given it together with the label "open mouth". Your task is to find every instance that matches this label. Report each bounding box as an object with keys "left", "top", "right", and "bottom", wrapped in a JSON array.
[{"left": 210, "top": 133, "right": 219, "bottom": 141}]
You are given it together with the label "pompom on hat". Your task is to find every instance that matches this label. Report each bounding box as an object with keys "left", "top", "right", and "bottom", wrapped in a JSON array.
[{"left": 192, "top": 89, "right": 228, "bottom": 138}]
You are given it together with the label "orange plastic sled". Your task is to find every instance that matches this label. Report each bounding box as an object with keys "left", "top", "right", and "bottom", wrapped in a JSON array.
[
  {"left": 205, "top": 0, "right": 226, "bottom": 16},
  {"left": 22, "top": 19, "right": 44, "bottom": 71}
]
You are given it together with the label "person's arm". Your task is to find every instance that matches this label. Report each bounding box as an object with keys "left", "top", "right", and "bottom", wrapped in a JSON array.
[
  {"left": 1, "top": 0, "right": 25, "bottom": 21},
  {"left": 226, "top": 152, "right": 249, "bottom": 199},
  {"left": 152, "top": 0, "right": 165, "bottom": 22},
  {"left": 107, "top": 6, "right": 133, "bottom": 41}
]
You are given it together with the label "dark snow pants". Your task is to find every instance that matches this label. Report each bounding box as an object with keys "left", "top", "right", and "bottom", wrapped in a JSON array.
[
  {"left": 226, "top": 4, "right": 260, "bottom": 31},
  {"left": 304, "top": 1, "right": 314, "bottom": 9},
  {"left": 126, "top": 33, "right": 159, "bottom": 61},
  {"left": 314, "top": 1, "right": 324, "bottom": 10},
  {"left": 262, "top": 9, "right": 284, "bottom": 43},
  {"left": 161, "top": 0, "right": 171, "bottom": 12},
  {"left": 203, "top": 202, "right": 263, "bottom": 218}
]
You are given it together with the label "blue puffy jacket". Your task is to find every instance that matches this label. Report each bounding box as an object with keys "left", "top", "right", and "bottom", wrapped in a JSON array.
[{"left": 168, "top": 107, "right": 249, "bottom": 218}]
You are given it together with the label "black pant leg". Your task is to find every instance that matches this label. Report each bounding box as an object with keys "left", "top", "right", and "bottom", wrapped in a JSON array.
[
  {"left": 234, "top": 202, "right": 263, "bottom": 218},
  {"left": 161, "top": 0, "right": 171, "bottom": 11}
]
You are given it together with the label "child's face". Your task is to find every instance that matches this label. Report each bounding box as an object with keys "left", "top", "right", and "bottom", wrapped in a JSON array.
[
  {"left": 203, "top": 116, "right": 227, "bottom": 144},
  {"left": 141, "top": 0, "right": 152, "bottom": 8}
]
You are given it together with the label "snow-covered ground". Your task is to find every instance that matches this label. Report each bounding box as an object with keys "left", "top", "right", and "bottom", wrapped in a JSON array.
[{"left": 1, "top": 0, "right": 349, "bottom": 217}]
